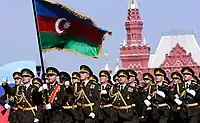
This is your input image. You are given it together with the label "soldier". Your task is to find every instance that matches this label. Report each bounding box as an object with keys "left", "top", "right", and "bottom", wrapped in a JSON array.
[
  {"left": 71, "top": 72, "right": 84, "bottom": 123},
  {"left": 3, "top": 68, "right": 41, "bottom": 123},
  {"left": 169, "top": 72, "right": 183, "bottom": 87},
  {"left": 0, "top": 72, "right": 22, "bottom": 123},
  {"left": 112, "top": 74, "right": 119, "bottom": 85},
  {"left": 60, "top": 71, "right": 77, "bottom": 123},
  {"left": 89, "top": 74, "right": 99, "bottom": 83},
  {"left": 71, "top": 72, "right": 81, "bottom": 84},
  {"left": 59, "top": 71, "right": 71, "bottom": 87},
  {"left": 168, "top": 72, "right": 183, "bottom": 123},
  {"left": 32, "top": 78, "right": 44, "bottom": 123},
  {"left": 171, "top": 67, "right": 200, "bottom": 123},
  {"left": 141, "top": 73, "right": 155, "bottom": 123},
  {"left": 126, "top": 69, "right": 138, "bottom": 87},
  {"left": 109, "top": 69, "right": 143, "bottom": 123},
  {"left": 76, "top": 65, "right": 100, "bottom": 123},
  {"left": 151, "top": 68, "right": 171, "bottom": 123},
  {"left": 42, "top": 67, "right": 66, "bottom": 123},
  {"left": 98, "top": 70, "right": 113, "bottom": 123}
]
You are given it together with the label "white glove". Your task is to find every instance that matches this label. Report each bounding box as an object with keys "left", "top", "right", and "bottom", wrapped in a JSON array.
[
  {"left": 157, "top": 90, "right": 165, "bottom": 98},
  {"left": 43, "top": 84, "right": 48, "bottom": 90},
  {"left": 174, "top": 98, "right": 182, "bottom": 105},
  {"left": 38, "top": 86, "right": 43, "bottom": 92},
  {"left": 2, "top": 78, "right": 8, "bottom": 83},
  {"left": 34, "top": 118, "right": 39, "bottom": 123},
  {"left": 144, "top": 99, "right": 151, "bottom": 107},
  {"left": 64, "top": 81, "right": 70, "bottom": 88},
  {"left": 45, "top": 103, "right": 51, "bottom": 110},
  {"left": 147, "top": 95, "right": 151, "bottom": 100},
  {"left": 4, "top": 104, "right": 10, "bottom": 109},
  {"left": 100, "top": 90, "right": 107, "bottom": 95},
  {"left": 35, "top": 106, "right": 38, "bottom": 111},
  {"left": 188, "top": 89, "right": 196, "bottom": 96},
  {"left": 175, "top": 94, "right": 179, "bottom": 99},
  {"left": 89, "top": 112, "right": 95, "bottom": 119}
]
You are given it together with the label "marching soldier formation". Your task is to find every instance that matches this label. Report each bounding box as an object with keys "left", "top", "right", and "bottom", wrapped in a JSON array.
[{"left": 1, "top": 65, "right": 200, "bottom": 123}]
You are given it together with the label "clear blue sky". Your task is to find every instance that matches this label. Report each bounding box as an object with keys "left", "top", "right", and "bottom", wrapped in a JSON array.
[{"left": 0, "top": 0, "right": 200, "bottom": 75}]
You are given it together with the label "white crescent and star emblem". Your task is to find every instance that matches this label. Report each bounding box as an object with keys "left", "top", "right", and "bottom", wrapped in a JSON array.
[{"left": 55, "top": 18, "right": 71, "bottom": 34}]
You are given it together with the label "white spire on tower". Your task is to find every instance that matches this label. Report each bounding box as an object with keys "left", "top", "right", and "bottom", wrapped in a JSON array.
[
  {"left": 123, "top": 39, "right": 126, "bottom": 46},
  {"left": 114, "top": 58, "right": 120, "bottom": 73},
  {"left": 129, "top": 0, "right": 139, "bottom": 9},
  {"left": 143, "top": 37, "right": 146, "bottom": 45},
  {"left": 104, "top": 61, "right": 109, "bottom": 71}
]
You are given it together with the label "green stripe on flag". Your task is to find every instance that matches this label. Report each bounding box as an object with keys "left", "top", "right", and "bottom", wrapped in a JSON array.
[{"left": 39, "top": 32, "right": 101, "bottom": 58}]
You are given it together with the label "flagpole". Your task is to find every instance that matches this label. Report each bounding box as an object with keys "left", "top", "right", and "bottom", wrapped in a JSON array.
[
  {"left": 31, "top": 0, "right": 46, "bottom": 79},
  {"left": 31, "top": 0, "right": 51, "bottom": 120}
]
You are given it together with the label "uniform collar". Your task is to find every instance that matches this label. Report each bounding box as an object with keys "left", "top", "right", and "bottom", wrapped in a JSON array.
[
  {"left": 50, "top": 81, "right": 57, "bottom": 86},
  {"left": 185, "top": 81, "right": 191, "bottom": 85},
  {"left": 157, "top": 82, "right": 163, "bottom": 86},
  {"left": 83, "top": 79, "right": 90, "bottom": 86},
  {"left": 24, "top": 83, "right": 31, "bottom": 89},
  {"left": 101, "top": 83, "right": 107, "bottom": 89},
  {"left": 120, "top": 83, "right": 126, "bottom": 89}
]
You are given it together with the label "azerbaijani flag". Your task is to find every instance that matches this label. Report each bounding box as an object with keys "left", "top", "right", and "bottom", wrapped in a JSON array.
[{"left": 34, "top": 0, "right": 111, "bottom": 58}]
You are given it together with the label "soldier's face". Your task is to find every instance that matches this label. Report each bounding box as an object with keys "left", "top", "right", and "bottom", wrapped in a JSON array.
[
  {"left": 119, "top": 76, "right": 127, "bottom": 84},
  {"left": 128, "top": 76, "right": 135, "bottom": 83},
  {"left": 22, "top": 76, "right": 31, "bottom": 84},
  {"left": 14, "top": 78, "right": 21, "bottom": 85},
  {"left": 155, "top": 75, "right": 163, "bottom": 83},
  {"left": 80, "top": 72, "right": 89, "bottom": 80},
  {"left": 72, "top": 78, "right": 80, "bottom": 83},
  {"left": 100, "top": 76, "right": 108, "bottom": 83},
  {"left": 173, "top": 78, "right": 180, "bottom": 84},
  {"left": 144, "top": 79, "right": 150, "bottom": 84},
  {"left": 33, "top": 83, "right": 40, "bottom": 88},
  {"left": 48, "top": 75, "right": 57, "bottom": 83},
  {"left": 183, "top": 74, "right": 192, "bottom": 81}
]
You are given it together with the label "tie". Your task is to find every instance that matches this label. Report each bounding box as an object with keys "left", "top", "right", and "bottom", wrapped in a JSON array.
[
  {"left": 102, "top": 85, "right": 105, "bottom": 90},
  {"left": 186, "top": 83, "right": 189, "bottom": 89},
  {"left": 120, "top": 86, "right": 123, "bottom": 91}
]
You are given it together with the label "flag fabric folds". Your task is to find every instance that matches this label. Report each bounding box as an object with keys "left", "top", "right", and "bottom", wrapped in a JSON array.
[{"left": 34, "top": 0, "right": 111, "bottom": 58}]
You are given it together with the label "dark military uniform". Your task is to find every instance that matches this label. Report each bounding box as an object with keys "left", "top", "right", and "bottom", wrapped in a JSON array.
[
  {"left": 171, "top": 67, "right": 200, "bottom": 123},
  {"left": 60, "top": 71, "right": 77, "bottom": 123},
  {"left": 110, "top": 70, "right": 143, "bottom": 123},
  {"left": 3, "top": 69, "right": 42, "bottom": 123},
  {"left": 152, "top": 68, "right": 171, "bottom": 123},
  {"left": 59, "top": 71, "right": 71, "bottom": 85},
  {"left": 127, "top": 69, "right": 138, "bottom": 87},
  {"left": 32, "top": 78, "right": 44, "bottom": 123},
  {"left": 98, "top": 70, "right": 113, "bottom": 123},
  {"left": 76, "top": 65, "right": 100, "bottom": 123},
  {"left": 112, "top": 74, "right": 119, "bottom": 85},
  {"left": 168, "top": 72, "right": 183, "bottom": 123},
  {"left": 1, "top": 72, "right": 22, "bottom": 123},
  {"left": 71, "top": 72, "right": 85, "bottom": 123},
  {"left": 43, "top": 67, "right": 66, "bottom": 123},
  {"left": 140, "top": 73, "right": 155, "bottom": 123}
]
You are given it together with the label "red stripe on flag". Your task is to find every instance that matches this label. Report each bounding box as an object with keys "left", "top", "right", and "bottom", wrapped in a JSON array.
[{"left": 37, "top": 16, "right": 104, "bottom": 45}]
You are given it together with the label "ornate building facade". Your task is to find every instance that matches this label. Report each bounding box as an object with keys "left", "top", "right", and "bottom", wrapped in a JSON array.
[{"left": 120, "top": 0, "right": 200, "bottom": 80}]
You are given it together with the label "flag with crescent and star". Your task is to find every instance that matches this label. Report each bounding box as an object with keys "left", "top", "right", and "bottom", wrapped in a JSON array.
[{"left": 34, "top": 0, "right": 111, "bottom": 58}]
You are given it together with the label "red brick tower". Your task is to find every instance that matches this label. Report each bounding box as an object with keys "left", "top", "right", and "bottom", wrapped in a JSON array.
[{"left": 120, "top": 0, "right": 150, "bottom": 78}]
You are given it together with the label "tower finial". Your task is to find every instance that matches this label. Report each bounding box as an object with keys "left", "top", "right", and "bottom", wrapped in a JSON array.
[
  {"left": 104, "top": 61, "right": 109, "bottom": 71},
  {"left": 114, "top": 58, "right": 120, "bottom": 73},
  {"left": 123, "top": 39, "right": 126, "bottom": 46},
  {"left": 143, "top": 37, "right": 146, "bottom": 45},
  {"left": 129, "top": 0, "right": 139, "bottom": 9}
]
